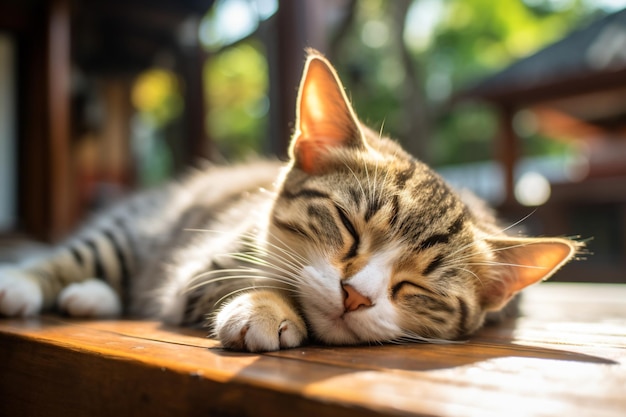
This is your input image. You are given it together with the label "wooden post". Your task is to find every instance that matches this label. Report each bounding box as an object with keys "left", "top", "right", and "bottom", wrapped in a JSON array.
[
  {"left": 180, "top": 22, "right": 211, "bottom": 165},
  {"left": 271, "top": 1, "right": 333, "bottom": 157},
  {"left": 497, "top": 105, "right": 519, "bottom": 206},
  {"left": 271, "top": 1, "right": 306, "bottom": 158},
  {"left": 265, "top": 2, "right": 331, "bottom": 157},
  {"left": 46, "top": 0, "right": 73, "bottom": 240},
  {"left": 100, "top": 78, "right": 132, "bottom": 188}
]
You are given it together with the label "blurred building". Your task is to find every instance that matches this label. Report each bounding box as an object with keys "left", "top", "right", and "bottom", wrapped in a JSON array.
[
  {"left": 461, "top": 8, "right": 626, "bottom": 282},
  {"left": 0, "top": 0, "right": 339, "bottom": 242},
  {"left": 0, "top": 0, "right": 218, "bottom": 241}
]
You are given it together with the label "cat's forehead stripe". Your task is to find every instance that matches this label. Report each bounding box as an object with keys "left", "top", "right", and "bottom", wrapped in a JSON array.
[
  {"left": 272, "top": 215, "right": 312, "bottom": 239},
  {"left": 307, "top": 205, "right": 343, "bottom": 247},
  {"left": 347, "top": 186, "right": 363, "bottom": 208},
  {"left": 282, "top": 188, "right": 330, "bottom": 200},
  {"left": 364, "top": 198, "right": 383, "bottom": 222},
  {"left": 395, "top": 160, "right": 417, "bottom": 188},
  {"left": 411, "top": 174, "right": 447, "bottom": 198},
  {"left": 423, "top": 254, "right": 445, "bottom": 276},
  {"left": 388, "top": 194, "right": 401, "bottom": 229},
  {"left": 457, "top": 296, "right": 470, "bottom": 337},
  {"left": 416, "top": 214, "right": 465, "bottom": 252}
]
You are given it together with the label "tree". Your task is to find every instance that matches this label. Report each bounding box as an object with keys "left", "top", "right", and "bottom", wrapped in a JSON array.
[{"left": 328, "top": 0, "right": 608, "bottom": 166}]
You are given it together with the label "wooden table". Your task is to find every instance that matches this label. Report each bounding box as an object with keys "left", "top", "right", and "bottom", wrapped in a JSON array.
[{"left": 1, "top": 283, "right": 625, "bottom": 417}]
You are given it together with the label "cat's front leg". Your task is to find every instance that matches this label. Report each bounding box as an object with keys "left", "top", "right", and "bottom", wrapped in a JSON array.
[{"left": 214, "top": 290, "right": 307, "bottom": 352}]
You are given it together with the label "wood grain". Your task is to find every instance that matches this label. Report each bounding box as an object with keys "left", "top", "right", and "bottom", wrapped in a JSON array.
[{"left": 1, "top": 283, "right": 625, "bottom": 417}]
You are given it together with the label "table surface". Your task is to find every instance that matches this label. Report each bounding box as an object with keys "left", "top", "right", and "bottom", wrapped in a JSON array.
[{"left": 1, "top": 282, "right": 625, "bottom": 417}]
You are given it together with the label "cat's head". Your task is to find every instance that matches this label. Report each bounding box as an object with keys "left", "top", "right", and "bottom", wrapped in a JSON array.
[{"left": 267, "top": 50, "right": 579, "bottom": 345}]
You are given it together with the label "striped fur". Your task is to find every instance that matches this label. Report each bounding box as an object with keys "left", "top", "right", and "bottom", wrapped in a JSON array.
[{"left": 0, "top": 51, "right": 581, "bottom": 352}]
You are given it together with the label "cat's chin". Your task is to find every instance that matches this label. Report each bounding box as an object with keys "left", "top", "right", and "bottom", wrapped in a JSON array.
[
  {"left": 309, "top": 315, "right": 362, "bottom": 345},
  {"left": 303, "top": 304, "right": 402, "bottom": 346}
]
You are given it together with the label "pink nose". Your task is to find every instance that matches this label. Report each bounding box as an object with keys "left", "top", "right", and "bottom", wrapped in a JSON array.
[{"left": 342, "top": 284, "right": 373, "bottom": 312}]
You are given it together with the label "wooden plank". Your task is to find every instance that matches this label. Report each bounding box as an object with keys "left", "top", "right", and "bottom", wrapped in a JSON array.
[{"left": 1, "top": 283, "right": 625, "bottom": 417}]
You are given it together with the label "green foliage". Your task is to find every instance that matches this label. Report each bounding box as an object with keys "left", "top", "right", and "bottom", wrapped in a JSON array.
[
  {"left": 132, "top": 69, "right": 184, "bottom": 128},
  {"left": 432, "top": 102, "right": 498, "bottom": 164},
  {"left": 417, "top": 0, "right": 592, "bottom": 166},
  {"left": 204, "top": 41, "right": 269, "bottom": 160},
  {"left": 197, "top": 0, "right": 615, "bottom": 164},
  {"left": 429, "top": 0, "right": 589, "bottom": 86},
  {"left": 329, "top": 2, "right": 411, "bottom": 146},
  {"left": 329, "top": 0, "right": 606, "bottom": 166}
]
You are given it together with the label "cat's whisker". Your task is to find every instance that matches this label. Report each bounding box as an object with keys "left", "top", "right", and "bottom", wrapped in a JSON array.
[
  {"left": 183, "top": 228, "right": 233, "bottom": 234},
  {"left": 395, "top": 330, "right": 464, "bottom": 345},
  {"left": 446, "top": 240, "right": 534, "bottom": 266},
  {"left": 378, "top": 119, "right": 386, "bottom": 139},
  {"left": 215, "top": 253, "right": 305, "bottom": 285},
  {"left": 189, "top": 267, "right": 259, "bottom": 283},
  {"left": 212, "top": 285, "right": 302, "bottom": 309},
  {"left": 380, "top": 163, "right": 394, "bottom": 201},
  {"left": 384, "top": 339, "right": 402, "bottom": 345},
  {"left": 186, "top": 274, "right": 302, "bottom": 294},
  {"left": 498, "top": 210, "right": 538, "bottom": 235},
  {"left": 372, "top": 155, "right": 380, "bottom": 206},
  {"left": 444, "top": 211, "right": 539, "bottom": 261},
  {"left": 340, "top": 158, "right": 367, "bottom": 203},
  {"left": 360, "top": 151, "right": 373, "bottom": 200},
  {"left": 462, "top": 261, "right": 549, "bottom": 270},
  {"left": 373, "top": 157, "right": 391, "bottom": 213},
  {"left": 449, "top": 237, "right": 574, "bottom": 266},
  {"left": 243, "top": 243, "right": 306, "bottom": 273},
  {"left": 185, "top": 242, "right": 308, "bottom": 293},
  {"left": 457, "top": 266, "right": 483, "bottom": 286},
  {"left": 189, "top": 267, "right": 296, "bottom": 285},
  {"left": 243, "top": 255, "right": 308, "bottom": 285},
  {"left": 212, "top": 286, "right": 258, "bottom": 309},
  {"left": 181, "top": 227, "right": 308, "bottom": 272},
  {"left": 216, "top": 251, "right": 281, "bottom": 270},
  {"left": 218, "top": 253, "right": 270, "bottom": 268},
  {"left": 179, "top": 228, "right": 295, "bottom": 269},
  {"left": 239, "top": 229, "right": 310, "bottom": 266},
  {"left": 187, "top": 276, "right": 255, "bottom": 293}
]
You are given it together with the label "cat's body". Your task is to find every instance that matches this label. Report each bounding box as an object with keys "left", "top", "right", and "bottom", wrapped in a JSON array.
[{"left": 0, "top": 51, "right": 580, "bottom": 352}]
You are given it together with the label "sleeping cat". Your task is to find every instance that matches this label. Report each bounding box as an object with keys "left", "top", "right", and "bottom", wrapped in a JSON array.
[{"left": 0, "top": 50, "right": 580, "bottom": 352}]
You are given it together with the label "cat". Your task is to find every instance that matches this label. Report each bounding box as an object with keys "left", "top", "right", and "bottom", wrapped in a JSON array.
[{"left": 0, "top": 50, "right": 581, "bottom": 352}]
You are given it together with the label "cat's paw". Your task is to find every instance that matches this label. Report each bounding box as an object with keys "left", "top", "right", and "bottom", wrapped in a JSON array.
[
  {"left": 215, "top": 291, "right": 307, "bottom": 352},
  {"left": 0, "top": 268, "right": 43, "bottom": 317},
  {"left": 57, "top": 279, "right": 122, "bottom": 318}
]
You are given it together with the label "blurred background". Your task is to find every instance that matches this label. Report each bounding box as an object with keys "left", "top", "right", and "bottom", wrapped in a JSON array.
[{"left": 0, "top": 0, "right": 624, "bottom": 282}]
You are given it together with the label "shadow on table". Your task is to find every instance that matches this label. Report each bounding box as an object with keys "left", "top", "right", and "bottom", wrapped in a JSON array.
[{"left": 210, "top": 317, "right": 617, "bottom": 376}]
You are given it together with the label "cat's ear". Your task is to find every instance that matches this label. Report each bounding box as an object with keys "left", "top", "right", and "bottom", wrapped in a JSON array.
[
  {"left": 289, "top": 50, "right": 364, "bottom": 175},
  {"left": 480, "top": 237, "right": 578, "bottom": 310}
]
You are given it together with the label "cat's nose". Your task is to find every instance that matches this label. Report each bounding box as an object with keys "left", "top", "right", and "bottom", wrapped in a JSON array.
[{"left": 341, "top": 284, "right": 372, "bottom": 312}]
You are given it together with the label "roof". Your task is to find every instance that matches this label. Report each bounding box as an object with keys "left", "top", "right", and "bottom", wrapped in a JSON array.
[
  {"left": 0, "top": 0, "right": 215, "bottom": 74},
  {"left": 73, "top": 0, "right": 215, "bottom": 74},
  {"left": 464, "top": 8, "right": 626, "bottom": 105}
]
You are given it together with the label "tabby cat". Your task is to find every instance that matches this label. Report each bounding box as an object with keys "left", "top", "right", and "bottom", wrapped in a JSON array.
[{"left": 0, "top": 50, "right": 580, "bottom": 352}]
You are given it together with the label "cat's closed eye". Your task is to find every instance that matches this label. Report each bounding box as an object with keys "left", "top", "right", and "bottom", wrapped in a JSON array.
[
  {"left": 391, "top": 280, "right": 429, "bottom": 299},
  {"left": 336, "top": 205, "right": 360, "bottom": 259}
]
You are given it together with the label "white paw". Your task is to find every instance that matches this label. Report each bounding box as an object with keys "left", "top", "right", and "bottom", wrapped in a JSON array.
[
  {"left": 215, "top": 291, "right": 307, "bottom": 352},
  {"left": 58, "top": 279, "right": 122, "bottom": 318},
  {"left": 0, "top": 268, "right": 43, "bottom": 317}
]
